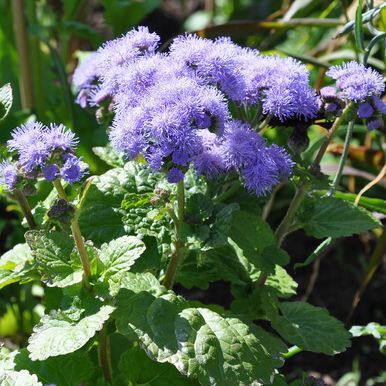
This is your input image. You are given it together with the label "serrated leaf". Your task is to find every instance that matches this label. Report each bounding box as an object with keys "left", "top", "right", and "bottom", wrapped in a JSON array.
[
  {"left": 271, "top": 301, "right": 351, "bottom": 355},
  {"left": 25, "top": 231, "right": 83, "bottom": 288},
  {"left": 99, "top": 236, "right": 145, "bottom": 281},
  {"left": 186, "top": 193, "right": 214, "bottom": 223},
  {"left": 0, "top": 83, "right": 12, "bottom": 121},
  {"left": 300, "top": 196, "right": 380, "bottom": 239},
  {"left": 0, "top": 369, "right": 42, "bottom": 386},
  {"left": 27, "top": 305, "right": 115, "bottom": 361},
  {"left": 14, "top": 349, "right": 95, "bottom": 386},
  {"left": 115, "top": 272, "right": 286, "bottom": 385},
  {"left": 118, "top": 346, "right": 199, "bottom": 385},
  {"left": 265, "top": 266, "right": 297, "bottom": 297}
]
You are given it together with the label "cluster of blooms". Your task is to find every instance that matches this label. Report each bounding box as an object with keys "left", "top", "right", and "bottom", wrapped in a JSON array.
[
  {"left": 72, "top": 27, "right": 302, "bottom": 195},
  {"left": 322, "top": 61, "right": 386, "bottom": 130},
  {"left": 0, "top": 123, "right": 87, "bottom": 191}
]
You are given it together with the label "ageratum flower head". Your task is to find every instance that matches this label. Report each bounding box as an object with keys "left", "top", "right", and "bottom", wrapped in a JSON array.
[
  {"left": 73, "top": 26, "right": 161, "bottom": 108},
  {"left": 326, "top": 61, "right": 385, "bottom": 129},
  {"left": 6, "top": 122, "right": 87, "bottom": 184},
  {"left": 0, "top": 160, "right": 17, "bottom": 191}
]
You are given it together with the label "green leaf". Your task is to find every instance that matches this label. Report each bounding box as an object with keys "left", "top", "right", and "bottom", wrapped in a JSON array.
[
  {"left": 300, "top": 196, "right": 380, "bottom": 239},
  {"left": 118, "top": 346, "right": 199, "bottom": 385},
  {"left": 0, "top": 243, "right": 32, "bottom": 270},
  {"left": 99, "top": 236, "right": 146, "bottom": 281},
  {"left": 229, "top": 211, "right": 289, "bottom": 277},
  {"left": 14, "top": 349, "right": 95, "bottom": 386},
  {"left": 354, "top": 0, "right": 365, "bottom": 51},
  {"left": 265, "top": 266, "right": 297, "bottom": 298},
  {"left": 271, "top": 301, "right": 351, "bottom": 355},
  {"left": 0, "top": 369, "right": 42, "bottom": 386},
  {"left": 0, "top": 243, "right": 34, "bottom": 289},
  {"left": 350, "top": 322, "right": 386, "bottom": 339},
  {"left": 92, "top": 144, "right": 126, "bottom": 168},
  {"left": 25, "top": 231, "right": 83, "bottom": 288},
  {"left": 186, "top": 193, "right": 214, "bottom": 223},
  {"left": 0, "top": 83, "right": 12, "bottom": 121},
  {"left": 334, "top": 191, "right": 386, "bottom": 214},
  {"left": 115, "top": 272, "right": 286, "bottom": 385},
  {"left": 77, "top": 167, "right": 135, "bottom": 245},
  {"left": 27, "top": 305, "right": 115, "bottom": 361}
]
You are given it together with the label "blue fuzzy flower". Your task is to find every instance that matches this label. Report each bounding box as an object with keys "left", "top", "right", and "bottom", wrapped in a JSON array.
[
  {"left": 327, "top": 61, "right": 384, "bottom": 102},
  {"left": 61, "top": 154, "right": 88, "bottom": 183},
  {"left": 0, "top": 161, "right": 17, "bottom": 191}
]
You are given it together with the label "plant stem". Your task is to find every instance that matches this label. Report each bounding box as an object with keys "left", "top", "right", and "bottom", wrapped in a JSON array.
[
  {"left": 274, "top": 182, "right": 310, "bottom": 245},
  {"left": 214, "top": 181, "right": 241, "bottom": 203},
  {"left": 98, "top": 325, "right": 112, "bottom": 384},
  {"left": 310, "top": 104, "right": 353, "bottom": 172},
  {"left": 53, "top": 179, "right": 91, "bottom": 288},
  {"left": 163, "top": 180, "right": 185, "bottom": 290},
  {"left": 11, "top": 0, "right": 34, "bottom": 110},
  {"left": 282, "top": 345, "right": 302, "bottom": 359},
  {"left": 258, "top": 107, "right": 352, "bottom": 288},
  {"left": 13, "top": 189, "right": 36, "bottom": 229},
  {"left": 328, "top": 120, "right": 354, "bottom": 195}
]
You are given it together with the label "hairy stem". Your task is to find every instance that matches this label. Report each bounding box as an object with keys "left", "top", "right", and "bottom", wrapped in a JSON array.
[
  {"left": 98, "top": 325, "right": 112, "bottom": 384},
  {"left": 163, "top": 180, "right": 185, "bottom": 290},
  {"left": 53, "top": 179, "right": 91, "bottom": 288},
  {"left": 13, "top": 189, "right": 36, "bottom": 229},
  {"left": 329, "top": 120, "right": 354, "bottom": 195}
]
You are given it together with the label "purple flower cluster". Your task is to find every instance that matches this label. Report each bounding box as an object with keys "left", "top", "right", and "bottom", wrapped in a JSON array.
[
  {"left": 325, "top": 61, "right": 385, "bottom": 130},
  {"left": 0, "top": 122, "right": 87, "bottom": 191},
  {"left": 72, "top": 28, "right": 307, "bottom": 195}
]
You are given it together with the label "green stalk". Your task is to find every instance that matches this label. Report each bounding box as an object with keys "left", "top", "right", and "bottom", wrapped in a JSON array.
[
  {"left": 163, "top": 180, "right": 185, "bottom": 290},
  {"left": 274, "top": 182, "right": 310, "bottom": 245},
  {"left": 310, "top": 104, "right": 353, "bottom": 172},
  {"left": 328, "top": 120, "right": 354, "bottom": 195},
  {"left": 258, "top": 105, "right": 353, "bottom": 288},
  {"left": 53, "top": 180, "right": 91, "bottom": 288},
  {"left": 11, "top": 0, "right": 34, "bottom": 110},
  {"left": 13, "top": 189, "right": 36, "bottom": 229},
  {"left": 98, "top": 325, "right": 112, "bottom": 384},
  {"left": 282, "top": 345, "right": 302, "bottom": 359}
]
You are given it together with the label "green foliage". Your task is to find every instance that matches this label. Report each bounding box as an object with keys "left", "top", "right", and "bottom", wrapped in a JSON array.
[
  {"left": 27, "top": 305, "right": 115, "bottom": 361},
  {"left": 115, "top": 273, "right": 286, "bottom": 385},
  {"left": 299, "top": 196, "right": 381, "bottom": 239},
  {"left": 270, "top": 301, "right": 351, "bottom": 355}
]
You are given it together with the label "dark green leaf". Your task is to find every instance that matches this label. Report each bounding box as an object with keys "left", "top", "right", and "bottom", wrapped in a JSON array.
[
  {"left": 14, "top": 349, "right": 95, "bottom": 386},
  {"left": 118, "top": 346, "right": 199, "bottom": 385},
  {"left": 355, "top": 0, "right": 365, "bottom": 51},
  {"left": 334, "top": 191, "right": 386, "bottom": 214},
  {"left": 299, "top": 196, "right": 380, "bottom": 239},
  {"left": 271, "top": 301, "right": 351, "bottom": 355}
]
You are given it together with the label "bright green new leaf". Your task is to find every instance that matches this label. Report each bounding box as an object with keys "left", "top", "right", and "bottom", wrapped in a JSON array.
[
  {"left": 271, "top": 301, "right": 351, "bottom": 355},
  {"left": 99, "top": 236, "right": 146, "bottom": 281},
  {"left": 300, "top": 196, "right": 380, "bottom": 239},
  {"left": 27, "top": 305, "right": 115, "bottom": 361},
  {"left": 0, "top": 244, "right": 32, "bottom": 270}
]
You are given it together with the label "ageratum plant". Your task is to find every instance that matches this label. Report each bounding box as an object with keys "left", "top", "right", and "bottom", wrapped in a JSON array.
[{"left": 0, "top": 24, "right": 385, "bottom": 386}]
